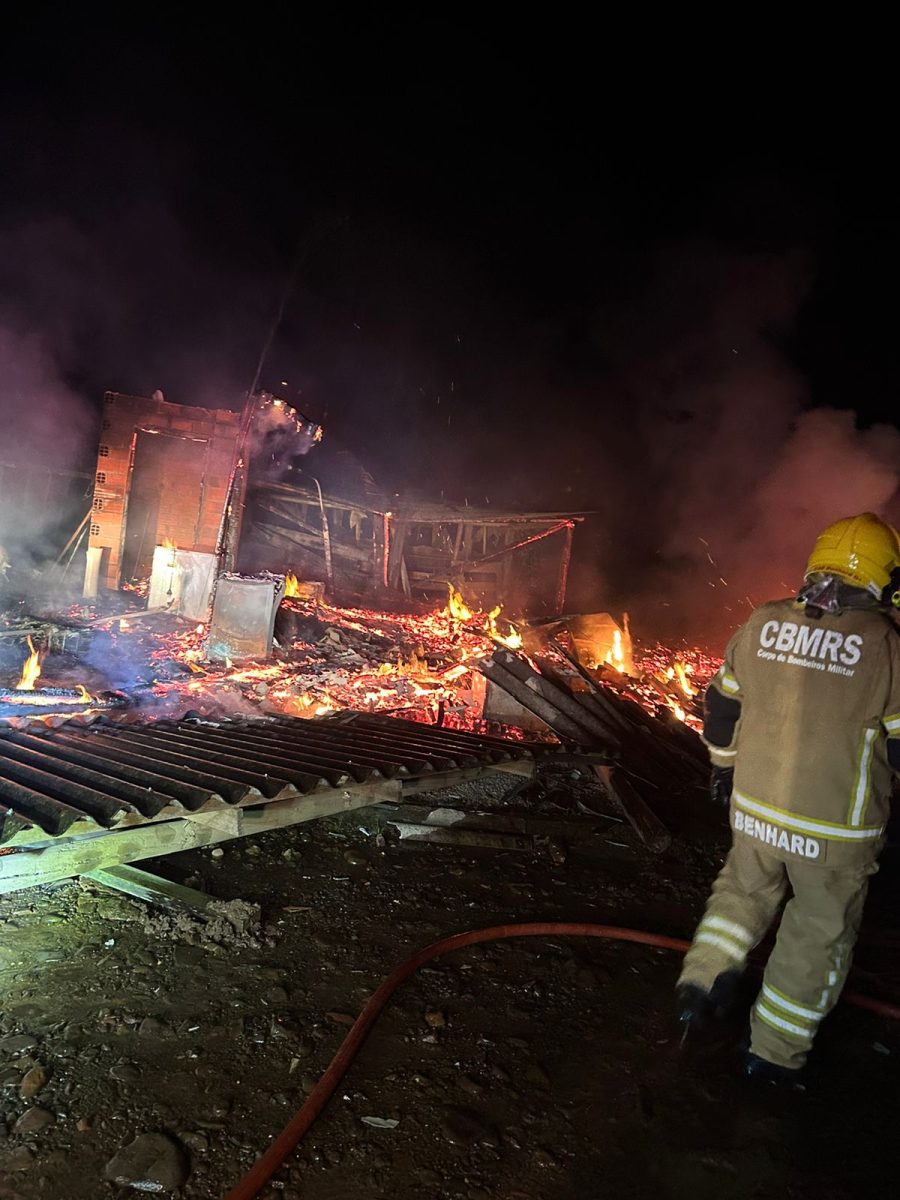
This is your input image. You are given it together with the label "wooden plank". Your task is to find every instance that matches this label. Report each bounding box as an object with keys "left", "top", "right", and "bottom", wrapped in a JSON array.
[
  {"left": 388, "top": 520, "right": 406, "bottom": 588},
  {"left": 0, "top": 778, "right": 401, "bottom": 894},
  {"left": 478, "top": 660, "right": 587, "bottom": 743},
  {"left": 373, "top": 803, "right": 620, "bottom": 839},
  {"left": 84, "top": 863, "right": 215, "bottom": 913},
  {"left": 390, "top": 823, "right": 533, "bottom": 852},
  {"left": 594, "top": 765, "right": 670, "bottom": 853},
  {"left": 490, "top": 649, "right": 620, "bottom": 747}
]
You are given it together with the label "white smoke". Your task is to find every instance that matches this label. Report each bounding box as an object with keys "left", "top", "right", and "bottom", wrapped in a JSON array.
[{"left": 0, "top": 322, "right": 96, "bottom": 566}]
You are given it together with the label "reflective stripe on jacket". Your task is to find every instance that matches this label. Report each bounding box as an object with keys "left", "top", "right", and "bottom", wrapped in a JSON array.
[{"left": 703, "top": 597, "right": 900, "bottom": 867}]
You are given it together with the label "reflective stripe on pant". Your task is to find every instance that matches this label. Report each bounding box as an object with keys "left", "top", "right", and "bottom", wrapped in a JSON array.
[
  {"left": 679, "top": 838, "right": 877, "bottom": 1069},
  {"left": 749, "top": 856, "right": 876, "bottom": 1069},
  {"left": 679, "top": 841, "right": 788, "bottom": 989}
]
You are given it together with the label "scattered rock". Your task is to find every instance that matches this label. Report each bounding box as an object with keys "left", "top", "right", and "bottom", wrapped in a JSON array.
[
  {"left": 326, "top": 1011, "right": 356, "bottom": 1026},
  {"left": 525, "top": 1063, "right": 550, "bottom": 1088},
  {"left": 3, "top": 1144, "right": 34, "bottom": 1172},
  {"left": 439, "top": 1106, "right": 498, "bottom": 1148},
  {"left": 0, "top": 1034, "right": 38, "bottom": 1056},
  {"left": 104, "top": 1132, "right": 190, "bottom": 1193},
  {"left": 360, "top": 1116, "right": 399, "bottom": 1129},
  {"left": 343, "top": 849, "right": 367, "bottom": 867},
  {"left": 14, "top": 1107, "right": 55, "bottom": 1134},
  {"left": 110, "top": 1062, "right": 142, "bottom": 1084},
  {"left": 424, "top": 1010, "right": 446, "bottom": 1028},
  {"left": 138, "top": 1017, "right": 167, "bottom": 1037},
  {"left": 459, "top": 1075, "right": 485, "bottom": 1097},
  {"left": 534, "top": 1147, "right": 558, "bottom": 1168},
  {"left": 210, "top": 848, "right": 224, "bottom": 860},
  {"left": 179, "top": 1130, "right": 209, "bottom": 1153},
  {"left": 19, "top": 1064, "right": 49, "bottom": 1100},
  {"left": 76, "top": 1116, "right": 92, "bottom": 1132}
]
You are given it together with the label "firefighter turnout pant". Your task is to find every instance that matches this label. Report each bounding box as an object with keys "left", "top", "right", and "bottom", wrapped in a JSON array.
[{"left": 678, "top": 839, "right": 877, "bottom": 1069}]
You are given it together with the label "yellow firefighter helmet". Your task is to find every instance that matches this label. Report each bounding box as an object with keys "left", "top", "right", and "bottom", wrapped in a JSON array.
[{"left": 805, "top": 512, "right": 900, "bottom": 596}]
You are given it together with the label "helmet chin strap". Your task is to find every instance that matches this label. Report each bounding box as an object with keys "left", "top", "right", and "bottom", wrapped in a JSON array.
[{"left": 881, "top": 567, "right": 900, "bottom": 609}]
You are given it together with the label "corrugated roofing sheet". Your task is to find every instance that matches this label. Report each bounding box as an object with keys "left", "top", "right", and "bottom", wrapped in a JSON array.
[{"left": 0, "top": 712, "right": 552, "bottom": 841}]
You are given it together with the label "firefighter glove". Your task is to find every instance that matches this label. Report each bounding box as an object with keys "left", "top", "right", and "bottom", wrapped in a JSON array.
[{"left": 709, "top": 766, "right": 734, "bottom": 807}]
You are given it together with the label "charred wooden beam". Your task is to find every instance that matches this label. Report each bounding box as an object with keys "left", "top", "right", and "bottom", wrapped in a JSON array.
[
  {"left": 593, "top": 765, "right": 671, "bottom": 853},
  {"left": 490, "top": 648, "right": 621, "bottom": 750},
  {"left": 477, "top": 660, "right": 590, "bottom": 745}
]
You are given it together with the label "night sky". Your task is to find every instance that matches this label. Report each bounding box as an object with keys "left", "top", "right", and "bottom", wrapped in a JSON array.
[{"left": 2, "top": 19, "right": 897, "bottom": 643}]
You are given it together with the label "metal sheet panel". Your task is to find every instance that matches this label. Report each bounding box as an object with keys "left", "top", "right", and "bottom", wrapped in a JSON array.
[
  {"left": 208, "top": 575, "right": 285, "bottom": 661},
  {"left": 0, "top": 713, "right": 552, "bottom": 840}
]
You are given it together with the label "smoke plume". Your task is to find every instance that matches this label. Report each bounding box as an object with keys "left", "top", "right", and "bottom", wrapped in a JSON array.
[
  {"left": 0, "top": 321, "right": 96, "bottom": 568},
  {"left": 590, "top": 242, "right": 900, "bottom": 645}
]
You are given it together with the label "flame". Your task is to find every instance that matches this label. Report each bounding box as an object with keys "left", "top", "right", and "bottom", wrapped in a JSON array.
[
  {"left": 674, "top": 660, "right": 696, "bottom": 698},
  {"left": 446, "top": 586, "right": 522, "bottom": 648},
  {"left": 162, "top": 536, "right": 177, "bottom": 551},
  {"left": 284, "top": 572, "right": 301, "bottom": 598},
  {"left": 76, "top": 684, "right": 92, "bottom": 702},
  {"left": 15, "top": 637, "right": 42, "bottom": 691},
  {"left": 445, "top": 584, "right": 474, "bottom": 622},
  {"left": 486, "top": 606, "right": 523, "bottom": 649},
  {"left": 604, "top": 628, "right": 625, "bottom": 673}
]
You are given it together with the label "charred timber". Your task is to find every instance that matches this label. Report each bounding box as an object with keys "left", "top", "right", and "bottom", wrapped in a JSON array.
[
  {"left": 490, "top": 648, "right": 622, "bottom": 750},
  {"left": 594, "top": 765, "right": 671, "bottom": 853},
  {"left": 477, "top": 660, "right": 594, "bottom": 746}
]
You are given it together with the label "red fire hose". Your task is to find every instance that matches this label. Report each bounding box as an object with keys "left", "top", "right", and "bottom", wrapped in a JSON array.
[{"left": 222, "top": 922, "right": 900, "bottom": 1200}]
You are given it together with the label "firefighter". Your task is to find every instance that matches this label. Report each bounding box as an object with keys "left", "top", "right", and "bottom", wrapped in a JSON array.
[{"left": 677, "top": 512, "right": 900, "bottom": 1084}]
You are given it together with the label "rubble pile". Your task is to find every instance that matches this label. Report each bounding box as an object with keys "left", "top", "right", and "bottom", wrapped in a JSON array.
[{"left": 0, "top": 587, "right": 721, "bottom": 739}]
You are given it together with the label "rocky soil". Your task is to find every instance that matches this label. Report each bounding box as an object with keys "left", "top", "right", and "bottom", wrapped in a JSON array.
[{"left": 1, "top": 769, "right": 899, "bottom": 1199}]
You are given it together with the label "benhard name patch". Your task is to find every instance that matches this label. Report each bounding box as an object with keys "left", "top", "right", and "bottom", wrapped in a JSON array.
[{"left": 734, "top": 809, "right": 822, "bottom": 860}]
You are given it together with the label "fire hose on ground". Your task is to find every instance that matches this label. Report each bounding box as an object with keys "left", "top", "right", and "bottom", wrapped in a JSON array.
[{"left": 223, "top": 922, "right": 900, "bottom": 1200}]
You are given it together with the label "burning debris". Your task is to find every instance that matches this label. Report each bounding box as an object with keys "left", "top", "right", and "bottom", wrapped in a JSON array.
[{"left": 1, "top": 576, "right": 718, "bottom": 738}]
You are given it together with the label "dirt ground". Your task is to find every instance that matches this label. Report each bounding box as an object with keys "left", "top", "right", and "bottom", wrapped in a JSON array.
[{"left": 1, "top": 768, "right": 899, "bottom": 1200}]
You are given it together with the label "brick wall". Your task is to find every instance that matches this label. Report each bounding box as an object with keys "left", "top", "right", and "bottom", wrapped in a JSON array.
[{"left": 88, "top": 393, "right": 242, "bottom": 589}]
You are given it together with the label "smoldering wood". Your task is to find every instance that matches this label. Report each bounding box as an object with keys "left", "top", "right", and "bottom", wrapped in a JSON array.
[{"left": 549, "top": 638, "right": 706, "bottom": 776}]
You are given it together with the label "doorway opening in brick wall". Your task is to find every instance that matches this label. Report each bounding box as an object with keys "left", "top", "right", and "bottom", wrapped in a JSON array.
[{"left": 121, "top": 431, "right": 208, "bottom": 581}]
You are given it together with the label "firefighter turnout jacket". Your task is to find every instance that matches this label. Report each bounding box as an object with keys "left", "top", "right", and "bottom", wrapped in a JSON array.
[{"left": 704, "top": 596, "right": 900, "bottom": 868}]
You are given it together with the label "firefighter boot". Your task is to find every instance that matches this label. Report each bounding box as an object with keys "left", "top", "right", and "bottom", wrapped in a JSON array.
[{"left": 744, "top": 1051, "right": 805, "bottom": 1090}]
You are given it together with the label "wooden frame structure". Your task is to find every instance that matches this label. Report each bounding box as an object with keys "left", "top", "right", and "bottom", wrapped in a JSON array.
[{"left": 247, "top": 482, "right": 583, "bottom": 615}]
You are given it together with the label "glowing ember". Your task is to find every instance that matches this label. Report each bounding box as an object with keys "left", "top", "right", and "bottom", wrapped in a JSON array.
[
  {"left": 91, "top": 576, "right": 717, "bottom": 743},
  {"left": 15, "top": 637, "right": 42, "bottom": 690}
]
